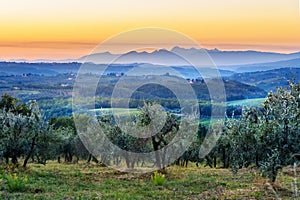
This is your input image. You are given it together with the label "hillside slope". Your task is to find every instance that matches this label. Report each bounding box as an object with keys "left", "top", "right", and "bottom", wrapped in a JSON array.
[{"left": 229, "top": 68, "right": 300, "bottom": 91}]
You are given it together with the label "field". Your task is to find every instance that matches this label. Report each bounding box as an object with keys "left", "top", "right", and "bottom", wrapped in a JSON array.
[
  {"left": 0, "top": 162, "right": 298, "bottom": 199},
  {"left": 93, "top": 108, "right": 140, "bottom": 117},
  {"left": 226, "top": 98, "right": 266, "bottom": 107}
]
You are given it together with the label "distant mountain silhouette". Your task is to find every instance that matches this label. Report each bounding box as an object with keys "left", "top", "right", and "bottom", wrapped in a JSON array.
[
  {"left": 224, "top": 58, "right": 300, "bottom": 72},
  {"left": 4, "top": 47, "right": 300, "bottom": 72},
  {"left": 78, "top": 49, "right": 188, "bottom": 65},
  {"left": 77, "top": 47, "right": 300, "bottom": 66}
]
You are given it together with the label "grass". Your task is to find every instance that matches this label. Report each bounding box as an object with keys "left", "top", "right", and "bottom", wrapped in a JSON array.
[
  {"left": 15, "top": 90, "right": 41, "bottom": 95},
  {"left": 0, "top": 161, "right": 298, "bottom": 199},
  {"left": 226, "top": 98, "right": 266, "bottom": 107},
  {"left": 93, "top": 108, "right": 140, "bottom": 117}
]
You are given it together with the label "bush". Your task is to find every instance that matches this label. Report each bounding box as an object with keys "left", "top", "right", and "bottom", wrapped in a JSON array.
[
  {"left": 5, "top": 173, "right": 28, "bottom": 192},
  {"left": 151, "top": 171, "right": 165, "bottom": 186}
]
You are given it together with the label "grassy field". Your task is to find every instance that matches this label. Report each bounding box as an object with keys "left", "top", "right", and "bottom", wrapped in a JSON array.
[
  {"left": 0, "top": 161, "right": 298, "bottom": 199},
  {"left": 226, "top": 98, "right": 266, "bottom": 107},
  {"left": 93, "top": 108, "right": 140, "bottom": 117}
]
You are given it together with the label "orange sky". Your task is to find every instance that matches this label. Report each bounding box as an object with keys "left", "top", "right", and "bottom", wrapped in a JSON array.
[{"left": 0, "top": 0, "right": 300, "bottom": 60}]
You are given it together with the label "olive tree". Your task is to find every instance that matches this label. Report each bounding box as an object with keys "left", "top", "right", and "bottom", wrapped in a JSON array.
[
  {"left": 225, "top": 82, "right": 300, "bottom": 182},
  {"left": 0, "top": 100, "right": 57, "bottom": 167},
  {"left": 49, "top": 116, "right": 91, "bottom": 163}
]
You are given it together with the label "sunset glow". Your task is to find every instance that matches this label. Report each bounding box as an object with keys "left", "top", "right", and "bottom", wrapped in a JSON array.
[{"left": 1, "top": 0, "right": 300, "bottom": 60}]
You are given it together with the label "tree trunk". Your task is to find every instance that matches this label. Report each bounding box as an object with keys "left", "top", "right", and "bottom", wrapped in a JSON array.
[
  {"left": 222, "top": 148, "right": 226, "bottom": 168},
  {"left": 87, "top": 154, "right": 92, "bottom": 163},
  {"left": 130, "top": 160, "right": 135, "bottom": 169},
  {"left": 12, "top": 154, "right": 18, "bottom": 165},
  {"left": 205, "top": 156, "right": 213, "bottom": 168},
  {"left": 175, "top": 158, "right": 180, "bottom": 166},
  {"left": 92, "top": 156, "right": 99, "bottom": 164},
  {"left": 75, "top": 156, "right": 79, "bottom": 164},
  {"left": 125, "top": 156, "right": 130, "bottom": 168},
  {"left": 226, "top": 154, "right": 230, "bottom": 168},
  {"left": 213, "top": 156, "right": 217, "bottom": 168},
  {"left": 23, "top": 137, "right": 36, "bottom": 168},
  {"left": 255, "top": 151, "right": 259, "bottom": 166},
  {"left": 5, "top": 155, "right": 9, "bottom": 164},
  {"left": 152, "top": 136, "right": 161, "bottom": 168}
]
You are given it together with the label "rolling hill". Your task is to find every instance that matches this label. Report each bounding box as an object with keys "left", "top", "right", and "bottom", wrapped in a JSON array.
[
  {"left": 0, "top": 62, "right": 234, "bottom": 78},
  {"left": 229, "top": 68, "right": 300, "bottom": 91}
]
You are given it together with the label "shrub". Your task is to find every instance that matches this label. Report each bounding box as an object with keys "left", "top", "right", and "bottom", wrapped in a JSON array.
[
  {"left": 5, "top": 173, "right": 28, "bottom": 192},
  {"left": 151, "top": 171, "right": 165, "bottom": 186}
]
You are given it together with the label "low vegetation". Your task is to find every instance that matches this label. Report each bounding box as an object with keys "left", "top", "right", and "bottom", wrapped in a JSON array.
[{"left": 0, "top": 162, "right": 299, "bottom": 199}]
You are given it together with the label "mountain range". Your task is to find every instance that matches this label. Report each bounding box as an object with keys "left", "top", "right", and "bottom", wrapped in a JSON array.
[
  {"left": 223, "top": 58, "right": 300, "bottom": 72},
  {"left": 78, "top": 47, "right": 300, "bottom": 68},
  {"left": 3, "top": 47, "right": 300, "bottom": 72}
]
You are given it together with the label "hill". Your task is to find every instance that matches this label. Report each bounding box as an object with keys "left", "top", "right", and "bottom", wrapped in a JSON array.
[
  {"left": 92, "top": 76, "right": 266, "bottom": 101},
  {"left": 0, "top": 62, "right": 234, "bottom": 79},
  {"left": 0, "top": 73, "right": 266, "bottom": 104},
  {"left": 229, "top": 68, "right": 300, "bottom": 91}
]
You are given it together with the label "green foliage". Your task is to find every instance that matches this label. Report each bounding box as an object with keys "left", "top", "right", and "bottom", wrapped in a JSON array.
[
  {"left": 5, "top": 173, "right": 28, "bottom": 192},
  {"left": 0, "top": 95, "right": 57, "bottom": 167},
  {"left": 0, "top": 72, "right": 268, "bottom": 119},
  {"left": 222, "top": 82, "right": 300, "bottom": 182},
  {"left": 138, "top": 103, "right": 180, "bottom": 168},
  {"left": 49, "top": 115, "right": 91, "bottom": 163},
  {"left": 49, "top": 116, "right": 75, "bottom": 131},
  {"left": 259, "top": 150, "right": 281, "bottom": 182},
  {"left": 0, "top": 93, "right": 31, "bottom": 116},
  {"left": 151, "top": 171, "right": 165, "bottom": 186}
]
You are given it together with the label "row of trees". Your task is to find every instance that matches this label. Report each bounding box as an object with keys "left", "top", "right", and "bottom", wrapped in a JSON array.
[
  {"left": 0, "top": 94, "right": 183, "bottom": 169},
  {"left": 0, "top": 81, "right": 299, "bottom": 182},
  {"left": 0, "top": 94, "right": 92, "bottom": 167},
  {"left": 205, "top": 82, "right": 300, "bottom": 182}
]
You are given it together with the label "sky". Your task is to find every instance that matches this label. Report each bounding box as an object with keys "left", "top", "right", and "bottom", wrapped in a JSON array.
[{"left": 0, "top": 0, "right": 300, "bottom": 60}]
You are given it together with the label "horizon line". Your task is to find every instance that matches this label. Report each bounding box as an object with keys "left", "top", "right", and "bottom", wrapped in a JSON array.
[{"left": 1, "top": 46, "right": 300, "bottom": 62}]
